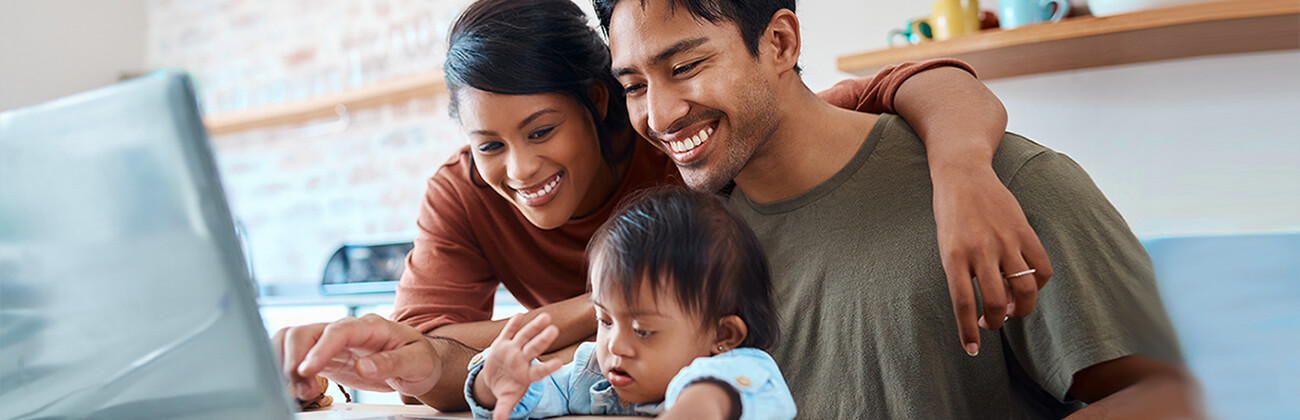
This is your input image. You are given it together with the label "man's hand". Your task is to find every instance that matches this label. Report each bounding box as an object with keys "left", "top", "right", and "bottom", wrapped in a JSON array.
[
  {"left": 932, "top": 163, "right": 1053, "bottom": 356},
  {"left": 272, "top": 314, "right": 442, "bottom": 400},
  {"left": 476, "top": 314, "right": 565, "bottom": 420}
]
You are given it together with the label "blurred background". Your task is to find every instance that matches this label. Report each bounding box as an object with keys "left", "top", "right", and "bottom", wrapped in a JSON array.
[{"left": 2, "top": 0, "right": 1296, "bottom": 412}]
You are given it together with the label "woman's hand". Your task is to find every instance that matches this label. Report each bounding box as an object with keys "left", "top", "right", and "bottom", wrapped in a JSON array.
[
  {"left": 272, "top": 314, "right": 442, "bottom": 400},
  {"left": 475, "top": 313, "right": 565, "bottom": 420},
  {"left": 931, "top": 163, "right": 1053, "bottom": 356}
]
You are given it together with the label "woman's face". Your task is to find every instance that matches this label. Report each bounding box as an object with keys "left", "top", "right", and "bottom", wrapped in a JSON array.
[{"left": 457, "top": 88, "right": 615, "bottom": 230}]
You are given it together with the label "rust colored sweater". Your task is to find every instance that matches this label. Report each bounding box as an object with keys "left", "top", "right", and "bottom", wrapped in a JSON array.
[{"left": 392, "top": 59, "right": 976, "bottom": 333}]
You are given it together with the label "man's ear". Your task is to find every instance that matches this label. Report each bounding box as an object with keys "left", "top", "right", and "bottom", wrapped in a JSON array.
[
  {"left": 588, "top": 82, "right": 610, "bottom": 120},
  {"left": 759, "top": 9, "right": 801, "bottom": 75},
  {"left": 713, "top": 315, "right": 749, "bottom": 354}
]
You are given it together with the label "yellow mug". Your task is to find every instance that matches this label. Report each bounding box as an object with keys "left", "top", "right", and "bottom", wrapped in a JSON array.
[{"left": 917, "top": 0, "right": 981, "bottom": 41}]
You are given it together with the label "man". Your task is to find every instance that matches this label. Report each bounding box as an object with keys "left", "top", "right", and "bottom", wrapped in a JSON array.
[{"left": 597, "top": 0, "right": 1199, "bottom": 417}]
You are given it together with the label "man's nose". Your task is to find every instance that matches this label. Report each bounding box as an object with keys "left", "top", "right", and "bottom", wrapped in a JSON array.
[{"left": 646, "top": 84, "right": 689, "bottom": 135}]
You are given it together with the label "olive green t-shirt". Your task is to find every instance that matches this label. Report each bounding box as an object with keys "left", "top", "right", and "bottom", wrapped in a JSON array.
[{"left": 730, "top": 114, "right": 1181, "bottom": 419}]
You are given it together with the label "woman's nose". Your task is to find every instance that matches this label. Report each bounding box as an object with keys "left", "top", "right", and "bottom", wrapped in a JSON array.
[{"left": 505, "top": 147, "right": 540, "bottom": 182}]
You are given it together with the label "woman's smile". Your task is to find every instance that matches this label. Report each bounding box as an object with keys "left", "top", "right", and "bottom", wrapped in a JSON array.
[{"left": 512, "top": 170, "right": 565, "bottom": 207}]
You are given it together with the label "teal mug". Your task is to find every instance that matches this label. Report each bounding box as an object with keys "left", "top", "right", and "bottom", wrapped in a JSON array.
[
  {"left": 998, "top": 0, "right": 1068, "bottom": 29},
  {"left": 887, "top": 19, "right": 933, "bottom": 47}
]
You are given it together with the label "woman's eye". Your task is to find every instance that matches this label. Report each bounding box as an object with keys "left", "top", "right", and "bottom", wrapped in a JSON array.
[
  {"left": 623, "top": 83, "right": 645, "bottom": 96},
  {"left": 672, "top": 60, "right": 702, "bottom": 77},
  {"left": 476, "top": 141, "right": 503, "bottom": 153},
  {"left": 528, "top": 126, "right": 555, "bottom": 140}
]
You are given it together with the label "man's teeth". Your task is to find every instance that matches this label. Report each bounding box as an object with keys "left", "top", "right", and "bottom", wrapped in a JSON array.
[
  {"left": 518, "top": 174, "right": 561, "bottom": 199},
  {"left": 668, "top": 126, "right": 713, "bottom": 153}
]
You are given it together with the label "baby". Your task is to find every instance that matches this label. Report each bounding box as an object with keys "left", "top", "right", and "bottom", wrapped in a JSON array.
[{"left": 464, "top": 188, "right": 796, "bottom": 419}]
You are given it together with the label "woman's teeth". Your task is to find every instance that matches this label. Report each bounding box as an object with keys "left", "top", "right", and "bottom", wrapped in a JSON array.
[
  {"left": 518, "top": 173, "right": 561, "bottom": 199},
  {"left": 668, "top": 126, "right": 713, "bottom": 153}
]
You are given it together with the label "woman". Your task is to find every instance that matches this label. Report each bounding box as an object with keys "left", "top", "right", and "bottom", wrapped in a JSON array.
[{"left": 275, "top": 0, "right": 1049, "bottom": 411}]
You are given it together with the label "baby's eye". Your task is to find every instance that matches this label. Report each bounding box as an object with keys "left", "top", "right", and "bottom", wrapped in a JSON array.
[
  {"left": 633, "top": 328, "right": 653, "bottom": 338},
  {"left": 598, "top": 318, "right": 612, "bottom": 328}
]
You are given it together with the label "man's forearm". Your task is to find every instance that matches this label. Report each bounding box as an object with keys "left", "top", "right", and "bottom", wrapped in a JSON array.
[
  {"left": 1065, "top": 374, "right": 1202, "bottom": 420},
  {"left": 1066, "top": 356, "right": 1203, "bottom": 420},
  {"left": 893, "top": 67, "right": 1007, "bottom": 168},
  {"left": 413, "top": 335, "right": 477, "bottom": 411}
]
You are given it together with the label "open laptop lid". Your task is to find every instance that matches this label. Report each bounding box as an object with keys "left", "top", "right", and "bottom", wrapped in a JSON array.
[{"left": 0, "top": 70, "right": 295, "bottom": 419}]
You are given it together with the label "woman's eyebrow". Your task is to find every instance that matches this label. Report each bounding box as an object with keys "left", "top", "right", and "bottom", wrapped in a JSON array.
[
  {"left": 468, "top": 109, "right": 560, "bottom": 137},
  {"left": 517, "top": 109, "right": 560, "bottom": 129}
]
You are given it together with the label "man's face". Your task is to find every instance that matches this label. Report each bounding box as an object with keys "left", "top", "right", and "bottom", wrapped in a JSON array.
[{"left": 608, "top": 0, "right": 779, "bottom": 192}]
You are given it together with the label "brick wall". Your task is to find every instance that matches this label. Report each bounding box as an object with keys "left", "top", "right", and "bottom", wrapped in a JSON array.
[{"left": 147, "top": 0, "right": 476, "bottom": 285}]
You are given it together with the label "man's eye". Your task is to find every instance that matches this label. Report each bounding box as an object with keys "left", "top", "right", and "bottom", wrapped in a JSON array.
[
  {"left": 623, "top": 83, "right": 645, "bottom": 96},
  {"left": 528, "top": 126, "right": 555, "bottom": 140},
  {"left": 476, "top": 141, "right": 503, "bottom": 153},
  {"left": 672, "top": 60, "right": 702, "bottom": 76}
]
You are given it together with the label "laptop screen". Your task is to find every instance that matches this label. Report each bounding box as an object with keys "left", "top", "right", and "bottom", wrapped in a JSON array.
[{"left": 0, "top": 71, "right": 295, "bottom": 419}]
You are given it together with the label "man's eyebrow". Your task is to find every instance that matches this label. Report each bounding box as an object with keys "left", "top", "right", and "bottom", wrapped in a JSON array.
[
  {"left": 612, "top": 36, "right": 709, "bottom": 78},
  {"left": 468, "top": 109, "right": 558, "bottom": 137}
]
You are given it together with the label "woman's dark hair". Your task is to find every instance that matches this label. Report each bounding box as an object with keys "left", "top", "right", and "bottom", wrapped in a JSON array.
[
  {"left": 444, "top": 0, "right": 633, "bottom": 170},
  {"left": 587, "top": 187, "right": 778, "bottom": 350}
]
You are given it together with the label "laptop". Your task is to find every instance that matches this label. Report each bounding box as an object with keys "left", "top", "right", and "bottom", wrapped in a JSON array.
[{"left": 0, "top": 71, "right": 462, "bottom": 419}]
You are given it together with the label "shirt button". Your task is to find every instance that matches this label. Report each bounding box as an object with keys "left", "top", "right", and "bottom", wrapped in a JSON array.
[{"left": 735, "top": 375, "right": 752, "bottom": 388}]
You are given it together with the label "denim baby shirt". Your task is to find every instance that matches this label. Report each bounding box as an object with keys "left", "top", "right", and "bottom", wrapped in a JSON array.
[{"left": 464, "top": 342, "right": 796, "bottom": 419}]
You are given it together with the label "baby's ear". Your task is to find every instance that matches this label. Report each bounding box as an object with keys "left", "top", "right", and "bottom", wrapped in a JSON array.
[{"left": 713, "top": 315, "right": 748, "bottom": 355}]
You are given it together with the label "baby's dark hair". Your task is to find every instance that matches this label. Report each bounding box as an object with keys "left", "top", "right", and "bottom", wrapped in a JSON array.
[{"left": 587, "top": 187, "right": 777, "bottom": 350}]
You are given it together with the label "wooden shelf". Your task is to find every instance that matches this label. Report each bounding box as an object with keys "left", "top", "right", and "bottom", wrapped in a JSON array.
[
  {"left": 837, "top": 0, "right": 1299, "bottom": 80},
  {"left": 202, "top": 71, "right": 447, "bottom": 135}
]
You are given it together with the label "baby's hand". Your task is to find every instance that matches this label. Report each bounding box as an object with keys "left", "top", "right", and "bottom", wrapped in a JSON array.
[{"left": 475, "top": 313, "right": 565, "bottom": 420}]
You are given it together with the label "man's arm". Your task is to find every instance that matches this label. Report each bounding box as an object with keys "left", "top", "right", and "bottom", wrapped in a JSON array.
[
  {"left": 892, "top": 65, "right": 1053, "bottom": 356},
  {"left": 1066, "top": 355, "right": 1203, "bottom": 419}
]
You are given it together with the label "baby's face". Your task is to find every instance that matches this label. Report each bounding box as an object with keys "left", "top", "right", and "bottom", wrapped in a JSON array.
[{"left": 590, "top": 279, "right": 716, "bottom": 403}]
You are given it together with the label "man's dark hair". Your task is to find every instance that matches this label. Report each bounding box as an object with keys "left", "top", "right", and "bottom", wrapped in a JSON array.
[
  {"left": 444, "top": 0, "right": 633, "bottom": 170},
  {"left": 593, "top": 0, "right": 800, "bottom": 73},
  {"left": 587, "top": 187, "right": 778, "bottom": 350}
]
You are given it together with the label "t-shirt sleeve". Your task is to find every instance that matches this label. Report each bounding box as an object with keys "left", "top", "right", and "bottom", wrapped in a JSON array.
[
  {"left": 665, "top": 350, "right": 797, "bottom": 420},
  {"left": 391, "top": 173, "right": 498, "bottom": 333},
  {"left": 1001, "top": 148, "right": 1184, "bottom": 402},
  {"left": 816, "top": 59, "right": 976, "bottom": 114}
]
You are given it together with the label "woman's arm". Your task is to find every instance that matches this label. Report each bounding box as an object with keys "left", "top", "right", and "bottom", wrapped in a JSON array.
[
  {"left": 429, "top": 293, "right": 596, "bottom": 352},
  {"left": 819, "top": 60, "right": 1053, "bottom": 357}
]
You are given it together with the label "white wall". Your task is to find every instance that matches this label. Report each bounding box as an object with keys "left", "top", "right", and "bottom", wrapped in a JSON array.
[
  {"left": 796, "top": 0, "right": 1300, "bottom": 238},
  {"left": 0, "top": 0, "right": 148, "bottom": 112}
]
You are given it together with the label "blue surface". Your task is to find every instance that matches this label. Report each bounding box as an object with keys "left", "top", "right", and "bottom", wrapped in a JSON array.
[{"left": 1143, "top": 233, "right": 1300, "bottom": 419}]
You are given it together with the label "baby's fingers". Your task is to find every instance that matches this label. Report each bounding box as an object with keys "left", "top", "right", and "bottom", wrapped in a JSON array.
[
  {"left": 528, "top": 358, "right": 565, "bottom": 382},
  {"left": 521, "top": 325, "right": 559, "bottom": 360},
  {"left": 493, "top": 315, "right": 528, "bottom": 347}
]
